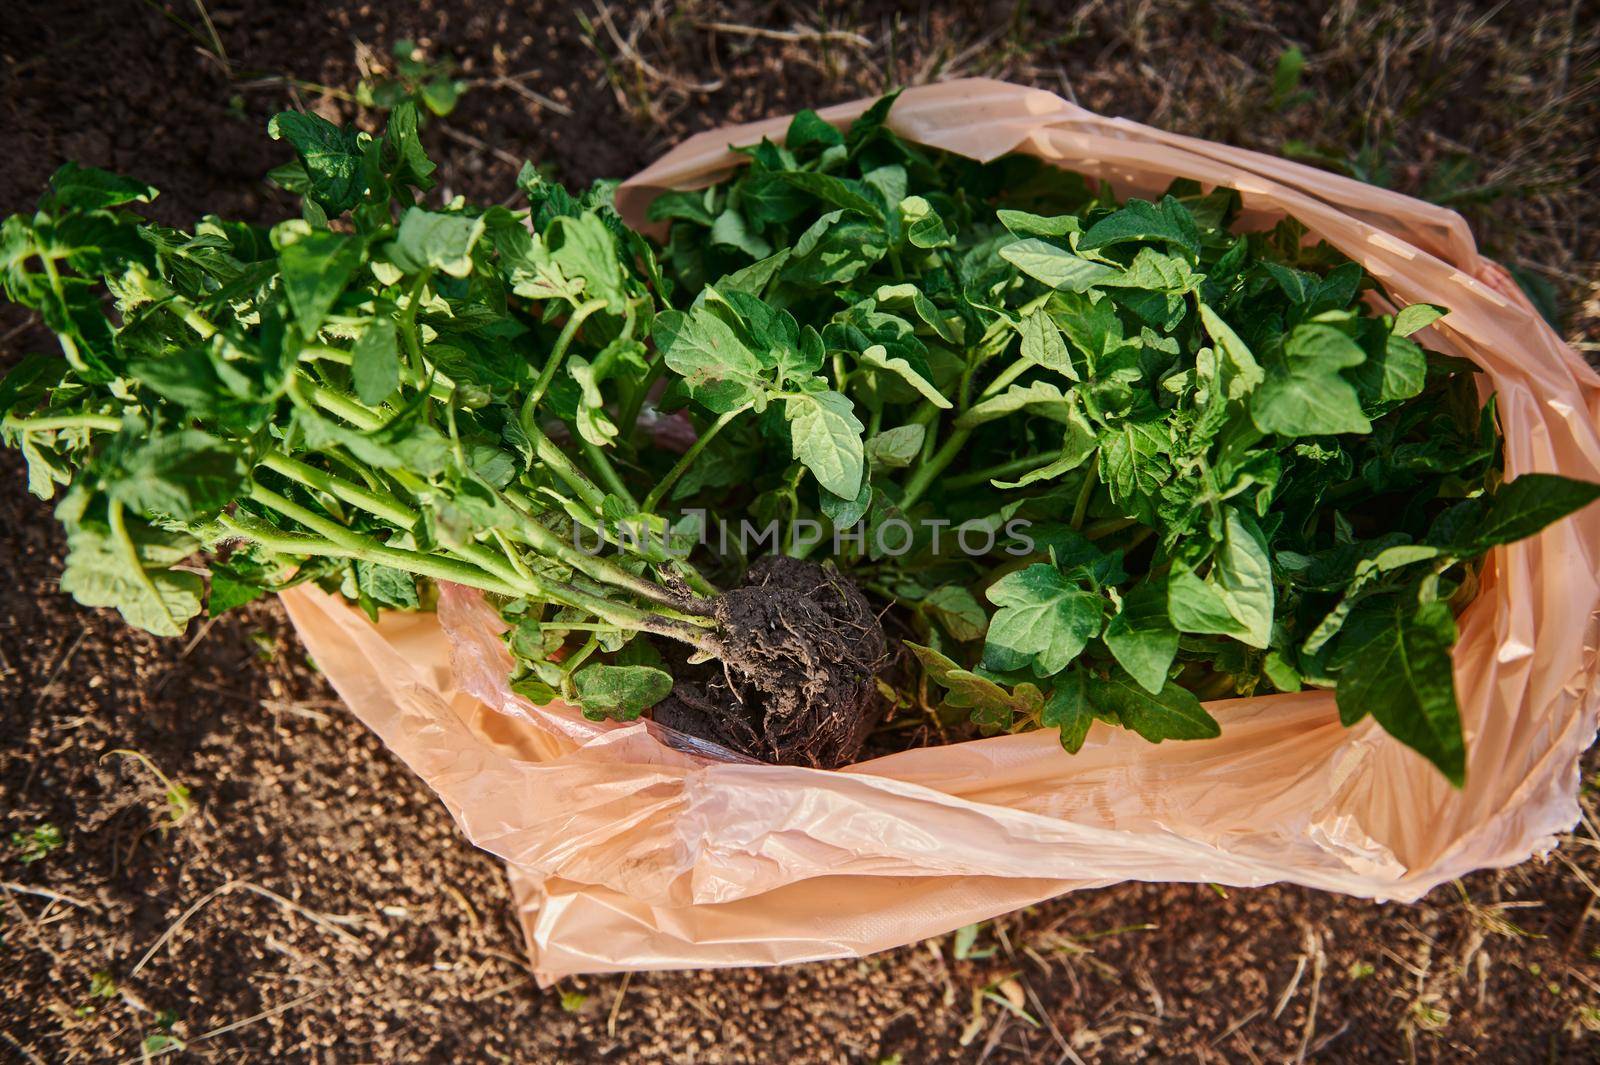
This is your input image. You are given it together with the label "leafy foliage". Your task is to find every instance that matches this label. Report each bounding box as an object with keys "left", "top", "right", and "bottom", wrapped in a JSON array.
[{"left": 3, "top": 98, "right": 1596, "bottom": 780}]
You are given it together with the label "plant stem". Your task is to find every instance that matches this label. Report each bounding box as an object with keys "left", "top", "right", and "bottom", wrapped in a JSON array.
[
  {"left": 944, "top": 452, "right": 1060, "bottom": 491},
  {"left": 397, "top": 269, "right": 433, "bottom": 382},
  {"left": 249, "top": 482, "right": 714, "bottom": 647},
  {"left": 38, "top": 252, "right": 86, "bottom": 373},
  {"left": 977, "top": 356, "right": 1032, "bottom": 401},
  {"left": 246, "top": 482, "right": 519, "bottom": 594},
  {"left": 525, "top": 299, "right": 608, "bottom": 411},
  {"left": 219, "top": 512, "right": 359, "bottom": 560},
  {"left": 616, "top": 355, "right": 668, "bottom": 439},
  {"left": 641, "top": 404, "right": 749, "bottom": 512},
  {"left": 901, "top": 427, "right": 971, "bottom": 510},
  {"left": 524, "top": 421, "right": 607, "bottom": 514},
  {"left": 1070, "top": 454, "right": 1099, "bottom": 530},
  {"left": 3, "top": 413, "right": 124, "bottom": 433},
  {"left": 256, "top": 452, "right": 419, "bottom": 527},
  {"left": 299, "top": 376, "right": 384, "bottom": 431},
  {"left": 579, "top": 438, "right": 639, "bottom": 509}
]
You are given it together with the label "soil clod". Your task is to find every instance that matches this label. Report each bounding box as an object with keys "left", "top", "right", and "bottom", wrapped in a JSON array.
[{"left": 653, "top": 556, "right": 887, "bottom": 769}]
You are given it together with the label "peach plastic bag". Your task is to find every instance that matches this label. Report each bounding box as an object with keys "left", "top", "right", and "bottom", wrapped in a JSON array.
[{"left": 279, "top": 79, "right": 1600, "bottom": 981}]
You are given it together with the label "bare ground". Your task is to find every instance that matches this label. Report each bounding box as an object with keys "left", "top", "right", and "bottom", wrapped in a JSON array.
[{"left": 2, "top": 2, "right": 1599, "bottom": 1061}]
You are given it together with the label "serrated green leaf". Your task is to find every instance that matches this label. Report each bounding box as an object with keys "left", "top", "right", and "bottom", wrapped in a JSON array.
[
  {"left": 786, "top": 389, "right": 865, "bottom": 499},
  {"left": 982, "top": 563, "right": 1103, "bottom": 677},
  {"left": 1250, "top": 322, "right": 1370, "bottom": 437},
  {"left": 573, "top": 663, "right": 673, "bottom": 721},
  {"left": 1088, "top": 670, "right": 1220, "bottom": 742},
  {"left": 1001, "top": 239, "right": 1120, "bottom": 292}
]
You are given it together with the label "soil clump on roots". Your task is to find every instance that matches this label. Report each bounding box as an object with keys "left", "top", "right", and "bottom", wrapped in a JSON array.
[{"left": 653, "top": 556, "right": 887, "bottom": 768}]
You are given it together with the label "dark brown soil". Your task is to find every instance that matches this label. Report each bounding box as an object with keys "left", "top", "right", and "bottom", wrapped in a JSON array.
[
  {"left": 656, "top": 557, "right": 887, "bottom": 768},
  {"left": 4, "top": 2, "right": 1600, "bottom": 1062}
]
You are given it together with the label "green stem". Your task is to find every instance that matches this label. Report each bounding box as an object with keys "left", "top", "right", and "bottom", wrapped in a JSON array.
[
  {"left": 397, "top": 269, "right": 433, "bottom": 382},
  {"left": 977, "top": 356, "right": 1031, "bottom": 401},
  {"left": 257, "top": 452, "right": 419, "bottom": 528},
  {"left": 299, "top": 346, "right": 455, "bottom": 403},
  {"left": 641, "top": 404, "right": 750, "bottom": 513},
  {"left": 3, "top": 413, "right": 123, "bottom": 433},
  {"left": 617, "top": 355, "right": 667, "bottom": 440},
  {"left": 108, "top": 498, "right": 182, "bottom": 631},
  {"left": 901, "top": 427, "right": 972, "bottom": 510},
  {"left": 579, "top": 438, "right": 639, "bottom": 509},
  {"left": 525, "top": 299, "right": 608, "bottom": 411},
  {"left": 1084, "top": 515, "right": 1137, "bottom": 541},
  {"left": 500, "top": 495, "right": 701, "bottom": 612},
  {"left": 174, "top": 300, "right": 217, "bottom": 340},
  {"left": 38, "top": 252, "right": 86, "bottom": 373},
  {"left": 219, "top": 512, "right": 359, "bottom": 560},
  {"left": 1070, "top": 453, "right": 1100, "bottom": 531},
  {"left": 247, "top": 482, "right": 520, "bottom": 595},
  {"left": 944, "top": 452, "right": 1059, "bottom": 491},
  {"left": 525, "top": 422, "right": 607, "bottom": 514},
  {"left": 299, "top": 376, "right": 384, "bottom": 431}
]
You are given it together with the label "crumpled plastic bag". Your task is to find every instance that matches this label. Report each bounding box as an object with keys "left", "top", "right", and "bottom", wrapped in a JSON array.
[{"left": 279, "top": 78, "right": 1600, "bottom": 982}]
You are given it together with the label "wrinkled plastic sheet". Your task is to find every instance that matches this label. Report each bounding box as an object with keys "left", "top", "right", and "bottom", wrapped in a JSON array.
[{"left": 280, "top": 78, "right": 1600, "bottom": 982}]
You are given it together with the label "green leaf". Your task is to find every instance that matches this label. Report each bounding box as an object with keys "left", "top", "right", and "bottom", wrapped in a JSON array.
[
  {"left": 908, "top": 643, "right": 1025, "bottom": 730},
  {"left": 982, "top": 563, "right": 1103, "bottom": 677},
  {"left": 58, "top": 505, "right": 203, "bottom": 637},
  {"left": 1079, "top": 197, "right": 1200, "bottom": 258},
  {"left": 44, "top": 163, "right": 157, "bottom": 212},
  {"left": 1088, "top": 670, "right": 1220, "bottom": 742},
  {"left": 390, "top": 208, "right": 486, "bottom": 278},
  {"left": 654, "top": 306, "right": 768, "bottom": 413},
  {"left": 1393, "top": 303, "right": 1446, "bottom": 337},
  {"left": 268, "top": 112, "right": 365, "bottom": 213},
  {"left": 1100, "top": 414, "right": 1172, "bottom": 508},
  {"left": 1102, "top": 580, "right": 1179, "bottom": 694},
  {"left": 865, "top": 423, "right": 925, "bottom": 468},
  {"left": 1271, "top": 46, "right": 1306, "bottom": 109},
  {"left": 572, "top": 663, "right": 674, "bottom": 721},
  {"left": 279, "top": 230, "right": 362, "bottom": 335},
  {"left": 1250, "top": 322, "right": 1370, "bottom": 437},
  {"left": 1042, "top": 669, "right": 1094, "bottom": 753},
  {"left": 354, "top": 561, "right": 419, "bottom": 611},
  {"left": 1198, "top": 303, "right": 1263, "bottom": 399},
  {"left": 859, "top": 344, "right": 950, "bottom": 409},
  {"left": 1433, "top": 473, "right": 1600, "bottom": 555},
  {"left": 1000, "top": 239, "right": 1120, "bottom": 292},
  {"left": 786, "top": 109, "right": 844, "bottom": 153},
  {"left": 997, "top": 210, "right": 1080, "bottom": 238},
  {"left": 775, "top": 171, "right": 885, "bottom": 220},
  {"left": 105, "top": 429, "right": 246, "bottom": 520},
  {"left": 899, "top": 195, "right": 952, "bottom": 249},
  {"left": 1166, "top": 509, "right": 1274, "bottom": 649},
  {"left": 785, "top": 390, "right": 865, "bottom": 499},
  {"left": 648, "top": 189, "right": 716, "bottom": 227},
  {"left": 1019, "top": 309, "right": 1078, "bottom": 381},
  {"left": 955, "top": 381, "right": 1072, "bottom": 430},
  {"left": 922, "top": 585, "right": 988, "bottom": 642},
  {"left": 710, "top": 209, "right": 772, "bottom": 259},
  {"left": 1350, "top": 333, "right": 1427, "bottom": 404},
  {"left": 717, "top": 249, "right": 791, "bottom": 296},
  {"left": 1334, "top": 599, "right": 1464, "bottom": 786},
  {"left": 351, "top": 314, "right": 400, "bottom": 404},
  {"left": 208, "top": 573, "right": 264, "bottom": 615}
]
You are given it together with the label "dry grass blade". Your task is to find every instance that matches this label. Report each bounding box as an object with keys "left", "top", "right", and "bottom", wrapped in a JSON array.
[
  {"left": 116, "top": 987, "right": 329, "bottom": 1064},
  {"left": 0, "top": 880, "right": 99, "bottom": 910},
  {"left": 590, "top": 1, "right": 723, "bottom": 93},
  {"left": 695, "top": 20, "right": 871, "bottom": 49},
  {"left": 132, "top": 879, "right": 370, "bottom": 976}
]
